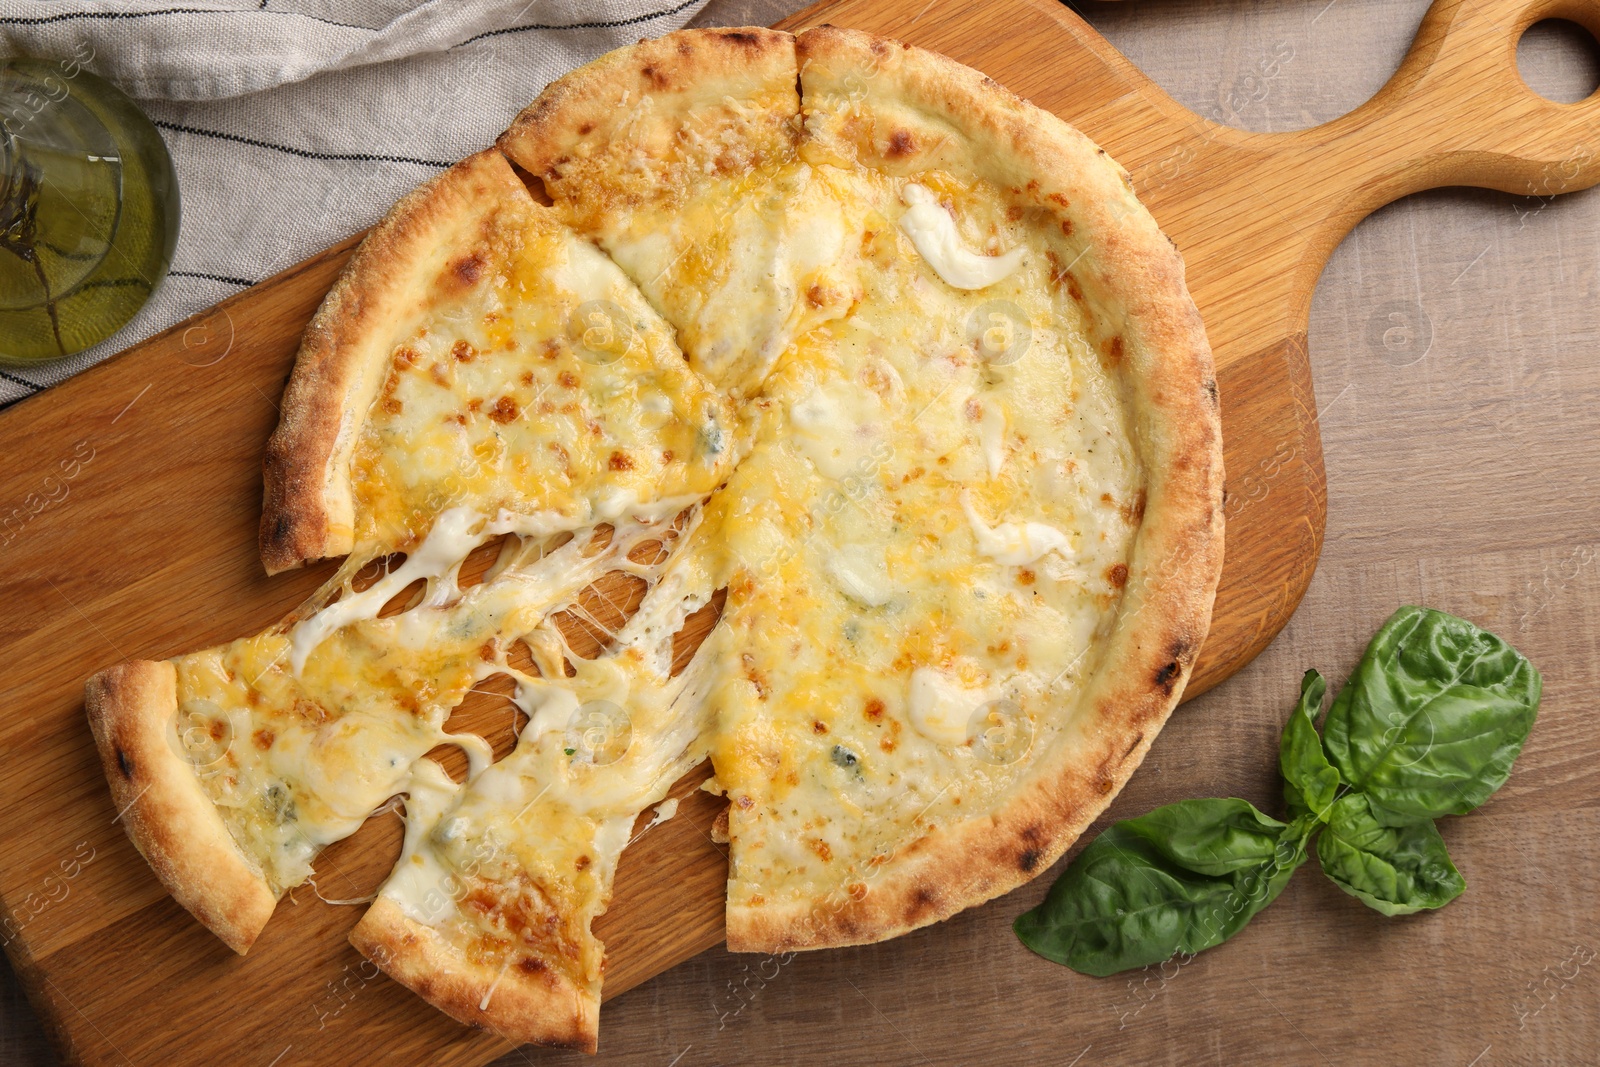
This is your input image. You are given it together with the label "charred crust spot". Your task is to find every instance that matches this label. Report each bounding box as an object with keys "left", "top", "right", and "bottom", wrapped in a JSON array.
[
  {"left": 1108, "top": 563, "right": 1128, "bottom": 588},
  {"left": 558, "top": 370, "right": 579, "bottom": 388},
  {"left": 451, "top": 254, "right": 484, "bottom": 285},
  {"left": 1019, "top": 824, "right": 1044, "bottom": 845},
  {"left": 906, "top": 884, "right": 939, "bottom": 920},
  {"left": 805, "top": 283, "right": 826, "bottom": 308},
  {"left": 451, "top": 339, "right": 476, "bottom": 362},
  {"left": 1204, "top": 378, "right": 1219, "bottom": 406},
  {"left": 864, "top": 698, "right": 885, "bottom": 721},
  {"left": 812, "top": 720, "right": 828, "bottom": 734},
  {"left": 1107, "top": 336, "right": 1124, "bottom": 365},
  {"left": 478, "top": 640, "right": 497, "bottom": 662},
  {"left": 577, "top": 121, "right": 594, "bottom": 136},
  {"left": 253, "top": 728, "right": 275, "bottom": 751},
  {"left": 271, "top": 512, "right": 291, "bottom": 545},
  {"left": 721, "top": 30, "right": 761, "bottom": 46},
  {"left": 1154, "top": 659, "right": 1182, "bottom": 693},
  {"left": 886, "top": 129, "right": 916, "bottom": 158},
  {"left": 490, "top": 396, "right": 521, "bottom": 424},
  {"left": 1018, "top": 848, "right": 1042, "bottom": 873},
  {"left": 516, "top": 956, "right": 548, "bottom": 976},
  {"left": 115, "top": 746, "right": 134, "bottom": 780},
  {"left": 381, "top": 397, "right": 402, "bottom": 415},
  {"left": 640, "top": 64, "right": 669, "bottom": 89},
  {"left": 608, "top": 450, "right": 635, "bottom": 471},
  {"left": 1061, "top": 218, "right": 1075, "bottom": 237},
  {"left": 870, "top": 39, "right": 890, "bottom": 57},
  {"left": 1123, "top": 731, "right": 1145, "bottom": 760},
  {"left": 575, "top": 855, "right": 591, "bottom": 871}
]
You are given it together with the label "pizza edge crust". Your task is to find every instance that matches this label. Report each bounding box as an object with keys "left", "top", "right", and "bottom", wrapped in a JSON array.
[
  {"left": 84, "top": 659, "right": 278, "bottom": 955},
  {"left": 257, "top": 147, "right": 531, "bottom": 575},
  {"left": 496, "top": 26, "right": 798, "bottom": 179},
  {"left": 349, "top": 897, "right": 598, "bottom": 1053},
  {"left": 724, "top": 25, "right": 1225, "bottom": 952}
]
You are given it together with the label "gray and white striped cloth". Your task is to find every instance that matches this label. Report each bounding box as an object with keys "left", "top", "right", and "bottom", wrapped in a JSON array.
[{"left": 0, "top": 0, "right": 731, "bottom": 406}]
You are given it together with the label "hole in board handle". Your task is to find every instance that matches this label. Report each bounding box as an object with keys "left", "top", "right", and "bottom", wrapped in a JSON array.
[{"left": 1517, "top": 18, "right": 1600, "bottom": 105}]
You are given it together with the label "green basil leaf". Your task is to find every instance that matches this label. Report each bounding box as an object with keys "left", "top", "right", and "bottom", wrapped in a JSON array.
[
  {"left": 1013, "top": 800, "right": 1312, "bottom": 976},
  {"left": 1321, "top": 606, "right": 1540, "bottom": 825},
  {"left": 1280, "top": 669, "right": 1341, "bottom": 822},
  {"left": 1314, "top": 793, "right": 1465, "bottom": 915},
  {"left": 1116, "top": 797, "right": 1290, "bottom": 876}
]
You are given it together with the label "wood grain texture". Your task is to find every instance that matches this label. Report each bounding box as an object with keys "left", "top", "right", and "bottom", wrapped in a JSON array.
[{"left": 4, "top": 0, "right": 1599, "bottom": 1063}]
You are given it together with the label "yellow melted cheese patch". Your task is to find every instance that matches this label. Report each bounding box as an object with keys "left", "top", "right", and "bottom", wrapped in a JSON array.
[{"left": 351, "top": 199, "right": 736, "bottom": 554}]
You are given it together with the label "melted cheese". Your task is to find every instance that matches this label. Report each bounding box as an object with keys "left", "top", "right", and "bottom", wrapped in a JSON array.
[
  {"left": 907, "top": 667, "right": 998, "bottom": 746},
  {"left": 897, "top": 183, "right": 1025, "bottom": 290},
  {"left": 959, "top": 490, "right": 1075, "bottom": 566}
]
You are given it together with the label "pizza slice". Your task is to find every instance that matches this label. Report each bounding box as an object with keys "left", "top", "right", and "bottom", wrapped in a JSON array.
[
  {"left": 350, "top": 519, "right": 724, "bottom": 1051},
  {"left": 87, "top": 148, "right": 736, "bottom": 954},
  {"left": 499, "top": 28, "right": 858, "bottom": 399}
]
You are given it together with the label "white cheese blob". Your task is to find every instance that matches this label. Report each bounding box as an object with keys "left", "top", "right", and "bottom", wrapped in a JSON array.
[
  {"left": 897, "top": 183, "right": 1024, "bottom": 290},
  {"left": 825, "top": 542, "right": 895, "bottom": 608},
  {"left": 788, "top": 379, "right": 886, "bottom": 480},
  {"left": 907, "top": 666, "right": 998, "bottom": 746},
  {"left": 960, "top": 490, "right": 1074, "bottom": 565}
]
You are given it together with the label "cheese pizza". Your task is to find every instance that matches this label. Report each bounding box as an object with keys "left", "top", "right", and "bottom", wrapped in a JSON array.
[{"left": 86, "top": 26, "right": 1222, "bottom": 1053}]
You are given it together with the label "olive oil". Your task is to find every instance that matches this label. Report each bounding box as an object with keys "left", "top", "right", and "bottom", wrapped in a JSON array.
[{"left": 0, "top": 56, "right": 179, "bottom": 364}]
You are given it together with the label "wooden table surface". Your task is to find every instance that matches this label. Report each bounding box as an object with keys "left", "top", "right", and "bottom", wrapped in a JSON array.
[{"left": 7, "top": 1, "right": 1600, "bottom": 1063}]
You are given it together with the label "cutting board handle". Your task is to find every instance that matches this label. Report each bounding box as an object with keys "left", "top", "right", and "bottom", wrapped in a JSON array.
[{"left": 1327, "top": 0, "right": 1600, "bottom": 204}]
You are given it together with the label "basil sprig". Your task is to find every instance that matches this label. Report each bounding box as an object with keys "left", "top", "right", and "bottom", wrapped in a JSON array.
[{"left": 1014, "top": 606, "right": 1540, "bottom": 976}]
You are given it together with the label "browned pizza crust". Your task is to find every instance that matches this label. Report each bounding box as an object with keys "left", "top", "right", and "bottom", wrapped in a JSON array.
[
  {"left": 257, "top": 148, "right": 533, "bottom": 574},
  {"left": 349, "top": 897, "right": 598, "bottom": 1053},
  {"left": 723, "top": 26, "right": 1224, "bottom": 952},
  {"left": 497, "top": 26, "right": 796, "bottom": 183},
  {"left": 85, "top": 660, "right": 278, "bottom": 954}
]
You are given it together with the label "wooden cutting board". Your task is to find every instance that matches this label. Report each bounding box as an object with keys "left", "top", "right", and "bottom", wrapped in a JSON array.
[{"left": 4, "top": 0, "right": 1596, "bottom": 1062}]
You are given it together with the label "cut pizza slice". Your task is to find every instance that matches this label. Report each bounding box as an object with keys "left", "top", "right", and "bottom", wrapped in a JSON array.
[
  {"left": 350, "top": 517, "right": 725, "bottom": 1051},
  {"left": 499, "top": 28, "right": 858, "bottom": 399},
  {"left": 88, "top": 518, "right": 661, "bottom": 952},
  {"left": 260, "top": 146, "right": 736, "bottom": 572},
  {"left": 87, "top": 148, "right": 736, "bottom": 954}
]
